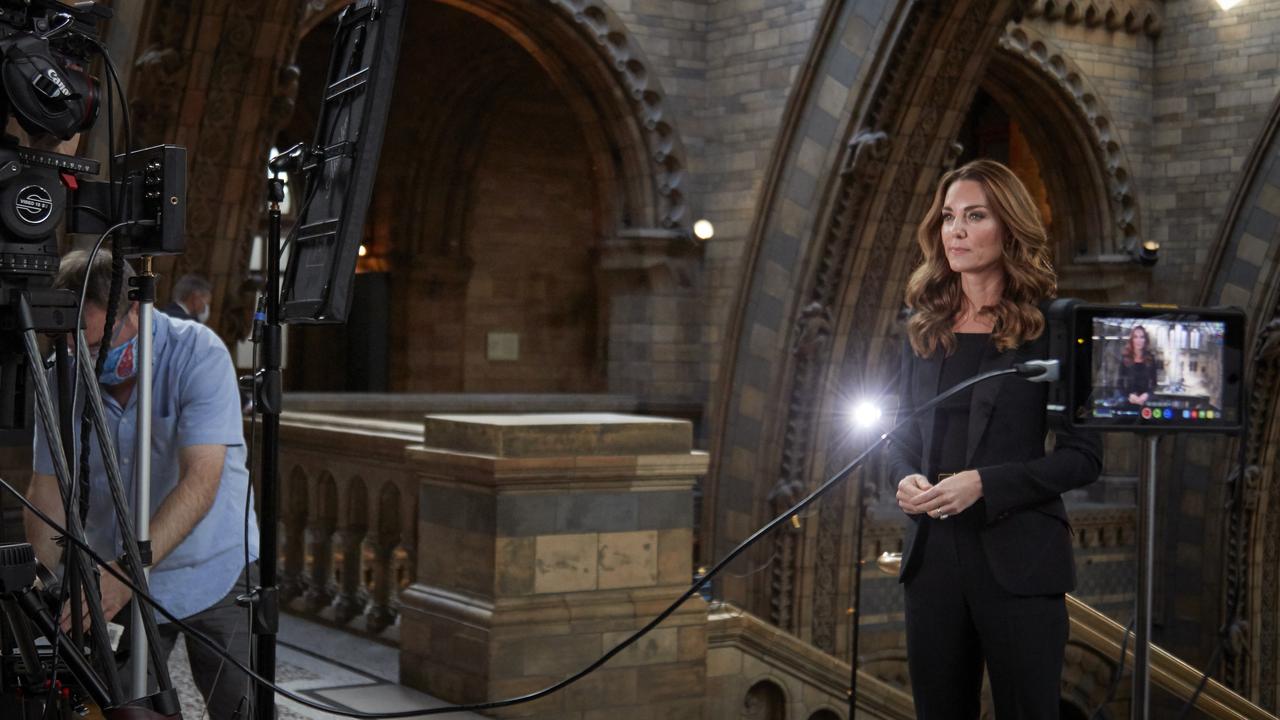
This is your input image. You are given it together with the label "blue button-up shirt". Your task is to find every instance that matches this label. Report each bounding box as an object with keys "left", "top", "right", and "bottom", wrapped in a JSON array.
[{"left": 34, "top": 310, "right": 259, "bottom": 621}]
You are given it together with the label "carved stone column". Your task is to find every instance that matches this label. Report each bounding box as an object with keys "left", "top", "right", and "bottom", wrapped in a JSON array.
[{"left": 401, "top": 413, "right": 708, "bottom": 718}]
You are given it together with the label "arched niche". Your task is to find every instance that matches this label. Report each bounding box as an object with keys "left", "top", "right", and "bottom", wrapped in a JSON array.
[
  {"left": 707, "top": 0, "right": 1025, "bottom": 652},
  {"left": 742, "top": 679, "right": 787, "bottom": 720},
  {"left": 987, "top": 24, "right": 1147, "bottom": 290},
  {"left": 277, "top": 0, "right": 698, "bottom": 395},
  {"left": 1188, "top": 88, "right": 1280, "bottom": 708}
]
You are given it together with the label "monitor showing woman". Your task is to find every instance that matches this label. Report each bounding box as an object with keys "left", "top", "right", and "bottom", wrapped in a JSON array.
[{"left": 1119, "top": 324, "right": 1158, "bottom": 407}]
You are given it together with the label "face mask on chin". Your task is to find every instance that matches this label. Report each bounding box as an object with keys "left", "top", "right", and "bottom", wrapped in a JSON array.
[
  {"left": 98, "top": 333, "right": 138, "bottom": 386},
  {"left": 196, "top": 305, "right": 210, "bottom": 324}
]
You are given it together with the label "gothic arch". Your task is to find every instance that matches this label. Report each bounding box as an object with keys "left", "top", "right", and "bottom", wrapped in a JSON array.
[
  {"left": 296, "top": 0, "right": 692, "bottom": 232},
  {"left": 742, "top": 679, "right": 788, "bottom": 720},
  {"left": 436, "top": 0, "right": 690, "bottom": 232},
  {"left": 1194, "top": 89, "right": 1280, "bottom": 709},
  {"left": 708, "top": 0, "right": 1024, "bottom": 649},
  {"left": 128, "top": 0, "right": 690, "bottom": 345},
  {"left": 991, "top": 24, "right": 1144, "bottom": 268}
]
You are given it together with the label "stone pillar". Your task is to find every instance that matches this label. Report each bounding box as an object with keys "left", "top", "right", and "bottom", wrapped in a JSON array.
[
  {"left": 400, "top": 413, "right": 709, "bottom": 719},
  {"left": 598, "top": 229, "right": 705, "bottom": 401}
]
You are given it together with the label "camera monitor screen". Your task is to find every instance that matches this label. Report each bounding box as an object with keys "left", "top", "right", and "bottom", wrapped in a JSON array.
[{"left": 1066, "top": 306, "right": 1244, "bottom": 432}]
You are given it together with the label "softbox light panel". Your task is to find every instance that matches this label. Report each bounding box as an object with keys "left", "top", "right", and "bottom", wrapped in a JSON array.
[{"left": 281, "top": 0, "right": 404, "bottom": 323}]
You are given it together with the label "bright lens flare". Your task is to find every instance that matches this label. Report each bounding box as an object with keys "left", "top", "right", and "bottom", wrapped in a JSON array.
[{"left": 851, "top": 401, "right": 882, "bottom": 429}]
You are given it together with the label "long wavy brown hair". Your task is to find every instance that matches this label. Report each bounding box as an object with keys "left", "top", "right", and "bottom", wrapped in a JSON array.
[
  {"left": 905, "top": 159, "right": 1057, "bottom": 357},
  {"left": 1121, "top": 325, "right": 1153, "bottom": 365}
]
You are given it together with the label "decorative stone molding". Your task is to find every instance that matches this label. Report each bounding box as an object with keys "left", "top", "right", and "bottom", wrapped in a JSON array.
[
  {"left": 999, "top": 24, "right": 1144, "bottom": 261},
  {"left": 799, "top": 1, "right": 1004, "bottom": 654},
  {"left": 1020, "top": 0, "right": 1162, "bottom": 37},
  {"left": 544, "top": 0, "right": 690, "bottom": 230},
  {"left": 1227, "top": 313, "right": 1280, "bottom": 703},
  {"left": 766, "top": 301, "right": 833, "bottom": 633},
  {"left": 437, "top": 0, "right": 690, "bottom": 232}
]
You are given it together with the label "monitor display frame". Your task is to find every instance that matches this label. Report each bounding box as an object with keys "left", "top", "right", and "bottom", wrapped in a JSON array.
[{"left": 1049, "top": 301, "right": 1245, "bottom": 433}]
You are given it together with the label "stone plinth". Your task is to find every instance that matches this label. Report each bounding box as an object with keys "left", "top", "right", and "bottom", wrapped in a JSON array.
[{"left": 401, "top": 413, "right": 709, "bottom": 719}]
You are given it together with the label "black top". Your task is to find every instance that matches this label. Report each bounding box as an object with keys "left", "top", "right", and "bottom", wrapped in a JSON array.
[
  {"left": 1118, "top": 358, "right": 1158, "bottom": 398},
  {"left": 929, "top": 333, "right": 989, "bottom": 476},
  {"left": 160, "top": 301, "right": 194, "bottom": 321}
]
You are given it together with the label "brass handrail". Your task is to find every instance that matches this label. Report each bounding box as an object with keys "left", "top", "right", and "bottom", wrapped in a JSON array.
[{"left": 876, "top": 552, "right": 1277, "bottom": 720}]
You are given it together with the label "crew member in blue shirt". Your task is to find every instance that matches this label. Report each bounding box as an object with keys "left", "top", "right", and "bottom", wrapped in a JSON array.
[{"left": 26, "top": 249, "right": 259, "bottom": 719}]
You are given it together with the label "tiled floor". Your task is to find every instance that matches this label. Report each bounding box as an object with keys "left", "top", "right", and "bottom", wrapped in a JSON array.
[{"left": 167, "top": 614, "right": 487, "bottom": 719}]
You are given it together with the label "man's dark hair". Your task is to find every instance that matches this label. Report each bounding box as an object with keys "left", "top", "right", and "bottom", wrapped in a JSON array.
[
  {"left": 54, "top": 249, "right": 135, "bottom": 311},
  {"left": 172, "top": 273, "right": 212, "bottom": 303}
]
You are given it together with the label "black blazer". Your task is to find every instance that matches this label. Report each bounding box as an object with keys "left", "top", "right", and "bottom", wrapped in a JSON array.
[
  {"left": 887, "top": 318, "right": 1102, "bottom": 596},
  {"left": 160, "top": 301, "right": 194, "bottom": 321}
]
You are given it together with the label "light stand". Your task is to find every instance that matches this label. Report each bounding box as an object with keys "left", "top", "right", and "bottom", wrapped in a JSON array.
[
  {"left": 246, "top": 3, "right": 405, "bottom": 714},
  {"left": 248, "top": 176, "right": 285, "bottom": 720},
  {"left": 128, "top": 257, "right": 157, "bottom": 701},
  {"left": 1132, "top": 435, "right": 1159, "bottom": 719},
  {"left": 847, "top": 467, "right": 869, "bottom": 720}
]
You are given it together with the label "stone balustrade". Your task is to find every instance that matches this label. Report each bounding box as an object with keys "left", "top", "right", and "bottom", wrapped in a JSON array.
[
  {"left": 260, "top": 410, "right": 1141, "bottom": 718},
  {"left": 271, "top": 412, "right": 422, "bottom": 637}
]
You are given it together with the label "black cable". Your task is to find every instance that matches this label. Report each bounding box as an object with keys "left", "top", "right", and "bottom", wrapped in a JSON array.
[
  {"left": 31, "top": 224, "right": 129, "bottom": 715},
  {"left": 1, "top": 364, "right": 1031, "bottom": 718},
  {"left": 276, "top": 170, "right": 318, "bottom": 261},
  {"left": 87, "top": 38, "right": 133, "bottom": 220},
  {"left": 69, "top": 221, "right": 137, "bottom": 413},
  {"left": 1175, "top": 643, "right": 1224, "bottom": 720},
  {"left": 38, "top": 219, "right": 136, "bottom": 713},
  {"left": 70, "top": 204, "right": 111, "bottom": 222},
  {"left": 1090, "top": 615, "right": 1135, "bottom": 720},
  {"left": 66, "top": 34, "right": 153, "bottom": 498}
]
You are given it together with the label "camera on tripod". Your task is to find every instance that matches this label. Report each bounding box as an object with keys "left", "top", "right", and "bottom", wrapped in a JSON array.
[
  {"left": 0, "top": 0, "right": 185, "bottom": 442},
  {"left": 0, "top": 2, "right": 188, "bottom": 718}
]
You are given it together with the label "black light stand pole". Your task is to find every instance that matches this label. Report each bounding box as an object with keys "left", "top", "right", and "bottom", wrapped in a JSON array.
[
  {"left": 252, "top": 176, "right": 285, "bottom": 720},
  {"left": 848, "top": 469, "right": 866, "bottom": 720}
]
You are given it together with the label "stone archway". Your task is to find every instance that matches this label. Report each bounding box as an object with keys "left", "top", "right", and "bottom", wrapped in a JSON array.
[
  {"left": 1167, "top": 79, "right": 1280, "bottom": 707},
  {"left": 277, "top": 0, "right": 699, "bottom": 395},
  {"left": 989, "top": 23, "right": 1147, "bottom": 293},
  {"left": 707, "top": 0, "right": 1024, "bottom": 651},
  {"left": 1188, "top": 90, "right": 1280, "bottom": 709},
  {"left": 743, "top": 679, "right": 788, "bottom": 720},
  {"left": 128, "top": 0, "right": 696, "bottom": 375}
]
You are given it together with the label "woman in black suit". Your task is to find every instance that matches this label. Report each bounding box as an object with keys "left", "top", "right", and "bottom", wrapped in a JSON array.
[
  {"left": 1119, "top": 325, "right": 1158, "bottom": 406},
  {"left": 888, "top": 159, "right": 1102, "bottom": 719}
]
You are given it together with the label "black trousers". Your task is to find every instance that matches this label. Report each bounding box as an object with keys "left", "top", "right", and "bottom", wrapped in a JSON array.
[
  {"left": 904, "top": 511, "right": 1068, "bottom": 720},
  {"left": 117, "top": 564, "right": 255, "bottom": 720}
]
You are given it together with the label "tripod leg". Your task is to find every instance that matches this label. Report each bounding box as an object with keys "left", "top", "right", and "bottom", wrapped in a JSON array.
[
  {"left": 20, "top": 324, "right": 124, "bottom": 704},
  {"left": 74, "top": 335, "right": 177, "bottom": 699}
]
